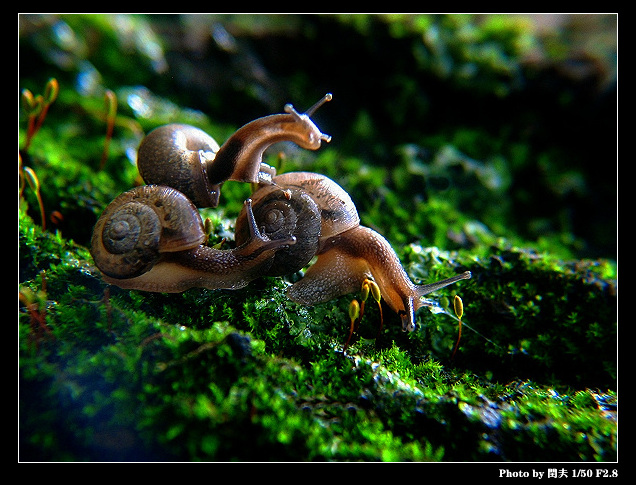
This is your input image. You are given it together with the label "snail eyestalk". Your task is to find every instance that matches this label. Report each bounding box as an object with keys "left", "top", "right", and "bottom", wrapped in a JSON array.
[{"left": 305, "top": 93, "right": 333, "bottom": 116}]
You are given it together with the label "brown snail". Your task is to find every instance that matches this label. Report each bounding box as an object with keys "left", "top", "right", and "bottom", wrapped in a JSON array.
[
  {"left": 137, "top": 94, "right": 333, "bottom": 208},
  {"left": 234, "top": 171, "right": 471, "bottom": 332},
  {"left": 90, "top": 184, "right": 295, "bottom": 292},
  {"left": 91, "top": 93, "right": 471, "bottom": 332}
]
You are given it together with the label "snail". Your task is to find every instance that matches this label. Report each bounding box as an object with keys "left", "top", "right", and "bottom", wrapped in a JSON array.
[
  {"left": 90, "top": 184, "right": 295, "bottom": 292},
  {"left": 91, "top": 95, "right": 332, "bottom": 290},
  {"left": 136, "top": 94, "right": 333, "bottom": 208},
  {"left": 234, "top": 172, "right": 471, "bottom": 332},
  {"left": 91, "top": 93, "right": 471, "bottom": 333}
]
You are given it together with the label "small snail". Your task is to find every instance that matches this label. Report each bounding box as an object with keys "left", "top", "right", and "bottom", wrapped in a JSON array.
[
  {"left": 234, "top": 172, "right": 471, "bottom": 332},
  {"left": 137, "top": 94, "right": 333, "bottom": 208},
  {"left": 90, "top": 184, "right": 295, "bottom": 292},
  {"left": 91, "top": 93, "right": 471, "bottom": 332}
]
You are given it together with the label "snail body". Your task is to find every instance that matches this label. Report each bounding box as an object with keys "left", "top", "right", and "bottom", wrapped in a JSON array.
[{"left": 287, "top": 223, "right": 471, "bottom": 332}]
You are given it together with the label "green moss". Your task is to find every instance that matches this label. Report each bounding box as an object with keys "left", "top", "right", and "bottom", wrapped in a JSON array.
[
  {"left": 19, "top": 206, "right": 616, "bottom": 461},
  {"left": 20, "top": 14, "right": 616, "bottom": 462}
]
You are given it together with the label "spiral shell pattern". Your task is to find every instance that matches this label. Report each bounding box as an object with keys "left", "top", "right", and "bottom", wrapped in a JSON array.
[
  {"left": 235, "top": 187, "right": 321, "bottom": 276},
  {"left": 91, "top": 185, "right": 206, "bottom": 279}
]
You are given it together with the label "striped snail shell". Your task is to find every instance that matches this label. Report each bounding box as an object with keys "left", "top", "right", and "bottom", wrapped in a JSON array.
[
  {"left": 234, "top": 186, "right": 322, "bottom": 276},
  {"left": 90, "top": 185, "right": 206, "bottom": 279}
]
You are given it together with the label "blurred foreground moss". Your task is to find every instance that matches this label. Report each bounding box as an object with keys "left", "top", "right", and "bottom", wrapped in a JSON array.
[{"left": 19, "top": 14, "right": 616, "bottom": 462}]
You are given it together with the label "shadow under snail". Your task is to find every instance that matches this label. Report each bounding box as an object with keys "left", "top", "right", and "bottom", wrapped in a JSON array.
[{"left": 90, "top": 94, "right": 471, "bottom": 334}]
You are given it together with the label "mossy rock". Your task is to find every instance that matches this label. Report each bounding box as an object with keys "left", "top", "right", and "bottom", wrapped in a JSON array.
[
  {"left": 19, "top": 14, "right": 616, "bottom": 462},
  {"left": 19, "top": 204, "right": 616, "bottom": 461}
]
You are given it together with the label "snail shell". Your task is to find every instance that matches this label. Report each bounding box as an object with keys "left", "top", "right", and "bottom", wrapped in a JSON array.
[
  {"left": 269, "top": 172, "right": 360, "bottom": 243},
  {"left": 234, "top": 186, "right": 321, "bottom": 276},
  {"left": 137, "top": 124, "right": 221, "bottom": 208},
  {"left": 90, "top": 185, "right": 206, "bottom": 279},
  {"left": 234, "top": 172, "right": 361, "bottom": 277}
]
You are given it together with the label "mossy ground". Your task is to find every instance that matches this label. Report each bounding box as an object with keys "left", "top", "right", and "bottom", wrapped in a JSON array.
[{"left": 19, "top": 14, "right": 617, "bottom": 463}]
